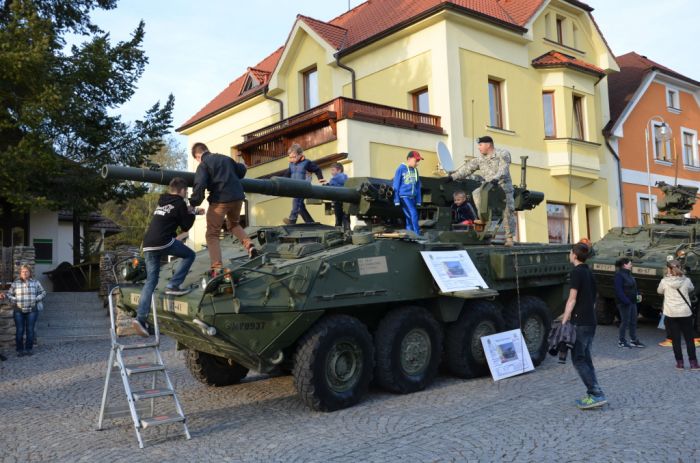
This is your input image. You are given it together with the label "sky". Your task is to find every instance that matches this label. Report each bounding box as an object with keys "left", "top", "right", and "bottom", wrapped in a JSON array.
[{"left": 89, "top": 0, "right": 700, "bottom": 144}]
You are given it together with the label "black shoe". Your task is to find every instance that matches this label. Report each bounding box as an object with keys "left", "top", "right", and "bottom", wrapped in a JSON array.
[
  {"left": 132, "top": 319, "right": 149, "bottom": 338},
  {"left": 630, "top": 339, "right": 646, "bottom": 348},
  {"left": 0, "top": 353, "right": 6, "bottom": 361},
  {"left": 25, "top": 350, "right": 33, "bottom": 356},
  {"left": 248, "top": 247, "right": 259, "bottom": 259},
  {"left": 164, "top": 286, "right": 191, "bottom": 296}
]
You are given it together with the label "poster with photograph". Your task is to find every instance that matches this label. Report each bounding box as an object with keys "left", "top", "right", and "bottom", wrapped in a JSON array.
[
  {"left": 480, "top": 329, "right": 534, "bottom": 381},
  {"left": 420, "top": 250, "right": 488, "bottom": 292}
]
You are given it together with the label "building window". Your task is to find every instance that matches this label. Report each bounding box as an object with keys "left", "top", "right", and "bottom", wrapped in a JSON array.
[
  {"left": 682, "top": 129, "right": 699, "bottom": 167},
  {"left": 572, "top": 95, "right": 584, "bottom": 140},
  {"left": 652, "top": 122, "right": 672, "bottom": 162},
  {"left": 638, "top": 195, "right": 654, "bottom": 225},
  {"left": 411, "top": 88, "right": 429, "bottom": 113},
  {"left": 33, "top": 239, "right": 53, "bottom": 264},
  {"left": 666, "top": 87, "right": 680, "bottom": 110},
  {"left": 556, "top": 16, "right": 564, "bottom": 44},
  {"left": 303, "top": 67, "right": 319, "bottom": 110},
  {"left": 547, "top": 203, "right": 571, "bottom": 244},
  {"left": 542, "top": 91, "right": 556, "bottom": 138},
  {"left": 488, "top": 79, "right": 504, "bottom": 129}
]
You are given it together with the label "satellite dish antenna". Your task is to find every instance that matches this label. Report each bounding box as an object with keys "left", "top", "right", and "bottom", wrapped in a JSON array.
[{"left": 436, "top": 141, "right": 454, "bottom": 174}]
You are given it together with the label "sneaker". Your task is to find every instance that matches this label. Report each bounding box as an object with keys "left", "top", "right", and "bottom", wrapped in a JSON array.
[
  {"left": 131, "top": 318, "right": 149, "bottom": 338},
  {"left": 690, "top": 360, "right": 700, "bottom": 371},
  {"left": 695, "top": 338, "right": 700, "bottom": 347},
  {"left": 617, "top": 339, "right": 632, "bottom": 348},
  {"left": 248, "top": 247, "right": 259, "bottom": 259},
  {"left": 676, "top": 360, "right": 685, "bottom": 370},
  {"left": 282, "top": 217, "right": 294, "bottom": 225},
  {"left": 164, "top": 286, "right": 191, "bottom": 296},
  {"left": 25, "top": 350, "right": 33, "bottom": 356},
  {"left": 504, "top": 238, "right": 514, "bottom": 247},
  {"left": 629, "top": 339, "right": 646, "bottom": 348},
  {"left": 658, "top": 338, "right": 673, "bottom": 347},
  {"left": 576, "top": 394, "right": 607, "bottom": 409}
]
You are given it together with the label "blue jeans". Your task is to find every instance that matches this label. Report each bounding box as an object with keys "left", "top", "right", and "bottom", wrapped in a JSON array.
[
  {"left": 400, "top": 197, "right": 420, "bottom": 235},
  {"left": 617, "top": 302, "right": 638, "bottom": 341},
  {"left": 572, "top": 324, "right": 604, "bottom": 397},
  {"left": 136, "top": 240, "right": 195, "bottom": 322},
  {"left": 14, "top": 310, "right": 38, "bottom": 353},
  {"left": 289, "top": 197, "right": 314, "bottom": 223}
]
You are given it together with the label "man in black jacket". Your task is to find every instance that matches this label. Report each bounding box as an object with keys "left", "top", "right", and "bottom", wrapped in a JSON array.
[
  {"left": 190, "top": 143, "right": 258, "bottom": 267},
  {"left": 132, "top": 177, "right": 198, "bottom": 337}
]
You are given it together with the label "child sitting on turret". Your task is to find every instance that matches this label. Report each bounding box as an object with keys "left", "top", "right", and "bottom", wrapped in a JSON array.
[{"left": 451, "top": 190, "right": 477, "bottom": 225}]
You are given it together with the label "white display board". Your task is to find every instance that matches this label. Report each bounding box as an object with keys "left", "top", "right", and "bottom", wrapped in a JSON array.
[
  {"left": 480, "top": 329, "right": 534, "bottom": 381},
  {"left": 420, "top": 250, "right": 489, "bottom": 292}
]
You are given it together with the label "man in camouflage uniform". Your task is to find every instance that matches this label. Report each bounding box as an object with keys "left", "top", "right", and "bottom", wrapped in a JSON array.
[{"left": 448, "top": 135, "right": 515, "bottom": 246}]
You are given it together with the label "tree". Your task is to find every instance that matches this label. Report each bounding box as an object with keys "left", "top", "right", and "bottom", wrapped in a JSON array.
[
  {"left": 0, "top": 0, "right": 174, "bottom": 213},
  {"left": 100, "top": 136, "right": 187, "bottom": 248}
]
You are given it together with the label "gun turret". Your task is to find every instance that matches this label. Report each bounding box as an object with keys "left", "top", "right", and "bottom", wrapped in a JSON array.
[
  {"left": 102, "top": 164, "right": 544, "bottom": 238},
  {"left": 654, "top": 181, "right": 699, "bottom": 224}
]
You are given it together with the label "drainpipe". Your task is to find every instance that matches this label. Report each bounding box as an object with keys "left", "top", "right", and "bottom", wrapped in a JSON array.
[
  {"left": 334, "top": 32, "right": 356, "bottom": 99},
  {"left": 263, "top": 86, "right": 284, "bottom": 120},
  {"left": 605, "top": 138, "right": 625, "bottom": 227}
]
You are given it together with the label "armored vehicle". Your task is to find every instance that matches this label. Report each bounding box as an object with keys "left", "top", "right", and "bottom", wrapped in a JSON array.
[
  {"left": 104, "top": 162, "right": 572, "bottom": 411},
  {"left": 590, "top": 181, "right": 700, "bottom": 325}
]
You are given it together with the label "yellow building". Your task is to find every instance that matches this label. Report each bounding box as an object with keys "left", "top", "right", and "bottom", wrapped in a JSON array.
[{"left": 177, "top": 0, "right": 619, "bottom": 247}]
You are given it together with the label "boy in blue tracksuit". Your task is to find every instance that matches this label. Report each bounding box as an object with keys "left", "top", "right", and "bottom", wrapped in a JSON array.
[
  {"left": 327, "top": 162, "right": 350, "bottom": 230},
  {"left": 282, "top": 143, "right": 324, "bottom": 224},
  {"left": 393, "top": 150, "right": 423, "bottom": 235}
]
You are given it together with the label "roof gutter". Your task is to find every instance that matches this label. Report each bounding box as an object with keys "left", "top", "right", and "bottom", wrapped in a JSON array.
[
  {"left": 334, "top": 32, "right": 356, "bottom": 99},
  {"left": 263, "top": 85, "right": 285, "bottom": 120},
  {"left": 605, "top": 137, "right": 625, "bottom": 227},
  {"left": 336, "top": 3, "right": 527, "bottom": 58}
]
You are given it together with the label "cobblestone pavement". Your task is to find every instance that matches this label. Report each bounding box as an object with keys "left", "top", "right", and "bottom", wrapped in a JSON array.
[{"left": 1, "top": 321, "right": 698, "bottom": 462}]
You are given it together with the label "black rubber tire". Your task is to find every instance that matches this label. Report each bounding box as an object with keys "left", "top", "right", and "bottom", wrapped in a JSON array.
[
  {"left": 374, "top": 306, "right": 443, "bottom": 394},
  {"left": 184, "top": 349, "right": 249, "bottom": 386},
  {"left": 506, "top": 296, "right": 551, "bottom": 367},
  {"left": 292, "top": 315, "right": 374, "bottom": 412},
  {"left": 446, "top": 301, "right": 504, "bottom": 378},
  {"left": 595, "top": 296, "right": 616, "bottom": 325}
]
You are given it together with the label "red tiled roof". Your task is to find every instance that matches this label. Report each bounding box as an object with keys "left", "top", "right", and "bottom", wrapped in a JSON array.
[
  {"left": 178, "top": 0, "right": 601, "bottom": 131},
  {"left": 606, "top": 52, "right": 700, "bottom": 133},
  {"left": 247, "top": 67, "right": 271, "bottom": 85},
  {"left": 531, "top": 51, "right": 605, "bottom": 76}
]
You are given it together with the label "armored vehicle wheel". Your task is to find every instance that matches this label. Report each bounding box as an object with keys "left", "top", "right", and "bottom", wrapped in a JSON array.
[
  {"left": 374, "top": 306, "right": 443, "bottom": 394},
  {"left": 292, "top": 315, "right": 374, "bottom": 412},
  {"left": 446, "top": 301, "right": 504, "bottom": 378},
  {"left": 595, "top": 296, "right": 616, "bottom": 325},
  {"left": 506, "top": 296, "right": 551, "bottom": 366},
  {"left": 185, "top": 349, "right": 250, "bottom": 386}
]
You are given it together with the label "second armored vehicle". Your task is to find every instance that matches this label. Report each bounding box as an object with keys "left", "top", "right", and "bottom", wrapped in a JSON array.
[{"left": 106, "top": 163, "right": 572, "bottom": 411}]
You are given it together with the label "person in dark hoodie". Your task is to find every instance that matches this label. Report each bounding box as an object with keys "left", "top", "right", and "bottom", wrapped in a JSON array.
[
  {"left": 190, "top": 143, "right": 258, "bottom": 266},
  {"left": 282, "top": 143, "right": 324, "bottom": 224},
  {"left": 614, "top": 257, "right": 645, "bottom": 348},
  {"left": 132, "top": 177, "right": 199, "bottom": 337}
]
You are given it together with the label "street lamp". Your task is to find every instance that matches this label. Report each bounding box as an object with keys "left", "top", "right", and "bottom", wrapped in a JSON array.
[{"left": 644, "top": 116, "right": 672, "bottom": 223}]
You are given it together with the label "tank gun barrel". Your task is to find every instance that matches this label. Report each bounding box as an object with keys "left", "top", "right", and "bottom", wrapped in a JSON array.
[{"left": 101, "top": 165, "right": 360, "bottom": 203}]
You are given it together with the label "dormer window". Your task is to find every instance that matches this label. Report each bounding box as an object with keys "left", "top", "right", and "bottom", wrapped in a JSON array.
[
  {"left": 242, "top": 74, "right": 260, "bottom": 93},
  {"left": 303, "top": 66, "right": 319, "bottom": 110}
]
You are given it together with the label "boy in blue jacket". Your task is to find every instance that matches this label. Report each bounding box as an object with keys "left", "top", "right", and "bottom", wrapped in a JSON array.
[
  {"left": 393, "top": 150, "right": 423, "bottom": 235},
  {"left": 327, "top": 162, "right": 350, "bottom": 230},
  {"left": 282, "top": 144, "right": 324, "bottom": 224}
]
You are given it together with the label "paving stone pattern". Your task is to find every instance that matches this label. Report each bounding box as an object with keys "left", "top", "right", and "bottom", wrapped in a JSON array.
[{"left": 1, "top": 321, "right": 698, "bottom": 462}]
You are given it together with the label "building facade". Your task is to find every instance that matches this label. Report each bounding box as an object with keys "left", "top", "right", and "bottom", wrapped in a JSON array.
[
  {"left": 177, "top": 0, "right": 620, "bottom": 247},
  {"left": 606, "top": 52, "right": 700, "bottom": 226}
]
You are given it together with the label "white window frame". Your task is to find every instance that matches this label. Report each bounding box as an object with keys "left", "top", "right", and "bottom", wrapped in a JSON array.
[
  {"left": 666, "top": 85, "right": 681, "bottom": 113},
  {"left": 681, "top": 127, "right": 699, "bottom": 169},
  {"left": 636, "top": 192, "right": 657, "bottom": 226},
  {"left": 652, "top": 121, "right": 672, "bottom": 163}
]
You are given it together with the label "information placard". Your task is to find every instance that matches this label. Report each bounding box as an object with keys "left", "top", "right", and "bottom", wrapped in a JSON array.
[
  {"left": 420, "top": 250, "right": 488, "bottom": 292},
  {"left": 480, "top": 329, "right": 534, "bottom": 381}
]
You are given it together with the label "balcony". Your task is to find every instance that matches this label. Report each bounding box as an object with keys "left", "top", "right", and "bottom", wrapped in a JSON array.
[{"left": 236, "top": 97, "right": 443, "bottom": 167}]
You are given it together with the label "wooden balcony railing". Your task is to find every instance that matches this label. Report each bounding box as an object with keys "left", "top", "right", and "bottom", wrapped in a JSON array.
[{"left": 237, "top": 97, "right": 442, "bottom": 167}]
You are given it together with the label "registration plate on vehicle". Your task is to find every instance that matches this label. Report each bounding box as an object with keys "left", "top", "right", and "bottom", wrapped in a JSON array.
[{"left": 592, "top": 263, "right": 615, "bottom": 272}]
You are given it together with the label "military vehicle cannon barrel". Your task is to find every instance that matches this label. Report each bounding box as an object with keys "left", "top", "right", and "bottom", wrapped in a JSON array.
[{"left": 101, "top": 165, "right": 361, "bottom": 203}]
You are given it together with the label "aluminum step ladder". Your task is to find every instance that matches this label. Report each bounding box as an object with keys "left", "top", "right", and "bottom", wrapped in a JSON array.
[{"left": 97, "top": 286, "right": 191, "bottom": 448}]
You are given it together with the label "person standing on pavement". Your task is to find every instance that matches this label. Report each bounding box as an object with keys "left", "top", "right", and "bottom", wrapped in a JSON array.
[
  {"left": 614, "top": 257, "right": 645, "bottom": 348},
  {"left": 447, "top": 135, "right": 515, "bottom": 246},
  {"left": 282, "top": 143, "right": 325, "bottom": 225},
  {"left": 0, "top": 265, "right": 46, "bottom": 356},
  {"left": 657, "top": 260, "right": 699, "bottom": 370},
  {"left": 393, "top": 150, "right": 423, "bottom": 236},
  {"left": 132, "top": 177, "right": 199, "bottom": 337},
  {"left": 562, "top": 243, "right": 607, "bottom": 409},
  {"left": 190, "top": 142, "right": 258, "bottom": 265}
]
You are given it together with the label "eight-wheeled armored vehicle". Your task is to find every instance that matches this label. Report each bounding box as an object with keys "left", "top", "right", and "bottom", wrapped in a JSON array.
[
  {"left": 104, "top": 162, "right": 572, "bottom": 411},
  {"left": 590, "top": 181, "right": 700, "bottom": 326}
]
